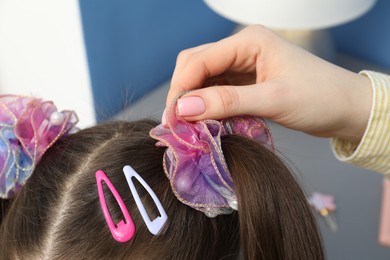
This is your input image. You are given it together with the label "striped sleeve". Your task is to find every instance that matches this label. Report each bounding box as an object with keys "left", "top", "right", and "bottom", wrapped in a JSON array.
[{"left": 331, "top": 70, "right": 390, "bottom": 177}]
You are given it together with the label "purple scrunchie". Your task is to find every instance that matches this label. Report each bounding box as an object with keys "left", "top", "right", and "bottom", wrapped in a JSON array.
[
  {"left": 150, "top": 104, "right": 273, "bottom": 217},
  {"left": 0, "top": 95, "right": 78, "bottom": 198}
]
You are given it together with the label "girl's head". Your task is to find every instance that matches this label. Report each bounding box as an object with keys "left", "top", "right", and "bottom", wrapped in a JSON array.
[{"left": 1, "top": 119, "right": 324, "bottom": 259}]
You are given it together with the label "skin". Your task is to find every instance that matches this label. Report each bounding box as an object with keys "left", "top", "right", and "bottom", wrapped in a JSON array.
[{"left": 165, "top": 25, "right": 373, "bottom": 142}]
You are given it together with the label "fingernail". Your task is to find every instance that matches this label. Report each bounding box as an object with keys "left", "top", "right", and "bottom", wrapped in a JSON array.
[
  {"left": 177, "top": 96, "right": 205, "bottom": 117},
  {"left": 161, "top": 108, "right": 167, "bottom": 126}
]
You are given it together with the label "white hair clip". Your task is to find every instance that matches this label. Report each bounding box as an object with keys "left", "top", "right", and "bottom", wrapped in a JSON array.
[{"left": 123, "top": 165, "right": 168, "bottom": 235}]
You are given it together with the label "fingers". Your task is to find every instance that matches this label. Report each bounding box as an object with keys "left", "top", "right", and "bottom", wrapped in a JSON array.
[
  {"left": 167, "top": 42, "right": 234, "bottom": 107},
  {"left": 174, "top": 84, "right": 274, "bottom": 121},
  {"left": 166, "top": 28, "right": 262, "bottom": 107}
]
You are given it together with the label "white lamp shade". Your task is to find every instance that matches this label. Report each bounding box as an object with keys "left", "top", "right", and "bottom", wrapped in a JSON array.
[{"left": 204, "top": 0, "right": 376, "bottom": 30}]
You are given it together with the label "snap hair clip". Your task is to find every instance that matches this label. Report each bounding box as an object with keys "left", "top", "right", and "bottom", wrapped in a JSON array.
[
  {"left": 123, "top": 165, "right": 168, "bottom": 235},
  {"left": 96, "top": 170, "right": 135, "bottom": 242}
]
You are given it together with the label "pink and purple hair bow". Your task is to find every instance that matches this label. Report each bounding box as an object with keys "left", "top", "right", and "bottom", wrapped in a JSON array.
[
  {"left": 150, "top": 103, "right": 273, "bottom": 217},
  {"left": 0, "top": 95, "right": 78, "bottom": 198}
]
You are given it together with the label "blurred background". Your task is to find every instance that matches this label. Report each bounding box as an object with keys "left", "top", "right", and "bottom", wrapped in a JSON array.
[{"left": 0, "top": 0, "right": 389, "bottom": 259}]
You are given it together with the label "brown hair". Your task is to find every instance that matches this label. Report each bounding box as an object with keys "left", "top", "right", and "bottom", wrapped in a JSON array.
[{"left": 0, "top": 120, "right": 324, "bottom": 260}]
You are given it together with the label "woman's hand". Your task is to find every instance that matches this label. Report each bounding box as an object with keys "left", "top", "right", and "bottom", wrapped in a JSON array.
[{"left": 165, "top": 25, "right": 372, "bottom": 141}]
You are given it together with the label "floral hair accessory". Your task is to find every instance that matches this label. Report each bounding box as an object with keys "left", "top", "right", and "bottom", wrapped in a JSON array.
[
  {"left": 150, "top": 100, "right": 273, "bottom": 217},
  {"left": 0, "top": 95, "right": 78, "bottom": 198},
  {"left": 308, "top": 192, "right": 338, "bottom": 232}
]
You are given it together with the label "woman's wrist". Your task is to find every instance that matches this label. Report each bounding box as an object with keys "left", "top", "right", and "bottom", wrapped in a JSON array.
[
  {"left": 331, "top": 71, "right": 390, "bottom": 175},
  {"left": 333, "top": 72, "right": 373, "bottom": 142}
]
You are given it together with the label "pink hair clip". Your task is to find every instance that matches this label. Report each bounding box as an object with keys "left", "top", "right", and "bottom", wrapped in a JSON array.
[{"left": 96, "top": 170, "right": 135, "bottom": 242}]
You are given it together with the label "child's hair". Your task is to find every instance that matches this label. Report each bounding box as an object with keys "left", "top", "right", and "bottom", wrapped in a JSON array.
[{"left": 0, "top": 119, "right": 324, "bottom": 260}]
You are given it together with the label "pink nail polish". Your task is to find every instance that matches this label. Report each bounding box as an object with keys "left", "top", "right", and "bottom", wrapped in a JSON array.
[{"left": 177, "top": 96, "right": 205, "bottom": 117}]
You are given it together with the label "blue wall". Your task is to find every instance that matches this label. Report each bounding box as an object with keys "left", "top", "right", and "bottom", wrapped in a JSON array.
[
  {"left": 331, "top": 0, "right": 390, "bottom": 69},
  {"left": 79, "top": 0, "right": 235, "bottom": 121}
]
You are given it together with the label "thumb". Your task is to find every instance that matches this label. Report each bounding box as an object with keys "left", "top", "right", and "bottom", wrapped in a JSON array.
[{"left": 175, "top": 84, "right": 272, "bottom": 121}]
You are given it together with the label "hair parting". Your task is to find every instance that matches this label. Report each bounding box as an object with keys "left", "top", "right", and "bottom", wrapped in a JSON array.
[{"left": 0, "top": 119, "right": 324, "bottom": 260}]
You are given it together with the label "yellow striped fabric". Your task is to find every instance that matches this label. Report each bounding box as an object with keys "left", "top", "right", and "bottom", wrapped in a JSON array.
[{"left": 331, "top": 71, "right": 390, "bottom": 178}]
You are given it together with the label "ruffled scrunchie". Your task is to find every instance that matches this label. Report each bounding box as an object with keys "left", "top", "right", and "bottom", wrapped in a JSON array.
[
  {"left": 0, "top": 95, "right": 78, "bottom": 198},
  {"left": 150, "top": 102, "right": 273, "bottom": 217}
]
